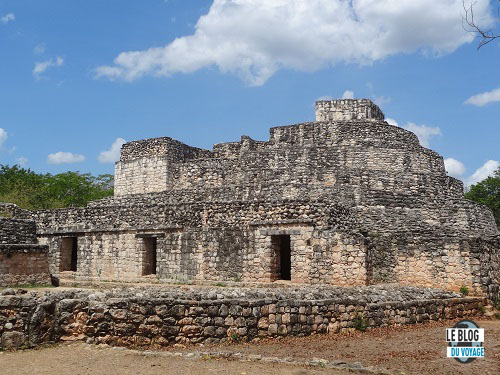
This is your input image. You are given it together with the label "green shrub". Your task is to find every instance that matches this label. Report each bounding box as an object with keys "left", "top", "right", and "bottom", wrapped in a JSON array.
[
  {"left": 493, "top": 299, "right": 500, "bottom": 310},
  {"left": 352, "top": 314, "right": 367, "bottom": 332},
  {"left": 230, "top": 332, "right": 239, "bottom": 342},
  {"left": 460, "top": 285, "right": 469, "bottom": 296}
]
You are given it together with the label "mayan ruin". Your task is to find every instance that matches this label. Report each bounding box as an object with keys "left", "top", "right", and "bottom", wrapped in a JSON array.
[
  {"left": 3, "top": 98, "right": 499, "bottom": 296},
  {"left": 2, "top": 2, "right": 500, "bottom": 372},
  {"left": 1, "top": 97, "right": 498, "bottom": 358}
]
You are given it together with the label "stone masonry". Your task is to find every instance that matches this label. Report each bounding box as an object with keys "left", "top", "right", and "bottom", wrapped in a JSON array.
[
  {"left": 2, "top": 99, "right": 499, "bottom": 300},
  {"left": 0, "top": 213, "right": 50, "bottom": 286},
  {"left": 0, "top": 285, "right": 487, "bottom": 350}
]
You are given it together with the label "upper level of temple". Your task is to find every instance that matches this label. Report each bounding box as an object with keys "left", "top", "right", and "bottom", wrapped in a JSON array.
[{"left": 112, "top": 99, "right": 456, "bottom": 202}]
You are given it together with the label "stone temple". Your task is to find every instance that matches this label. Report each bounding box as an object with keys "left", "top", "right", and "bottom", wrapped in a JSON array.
[{"left": 1, "top": 99, "right": 499, "bottom": 300}]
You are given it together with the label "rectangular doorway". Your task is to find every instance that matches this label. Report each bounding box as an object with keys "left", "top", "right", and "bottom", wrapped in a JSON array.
[
  {"left": 271, "top": 235, "right": 291, "bottom": 280},
  {"left": 60, "top": 237, "right": 78, "bottom": 272},
  {"left": 142, "top": 237, "right": 157, "bottom": 276}
]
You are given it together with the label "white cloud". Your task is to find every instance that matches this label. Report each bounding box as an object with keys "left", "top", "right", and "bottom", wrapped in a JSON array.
[
  {"left": 385, "top": 117, "right": 398, "bottom": 126},
  {"left": 1, "top": 13, "right": 15, "bottom": 24},
  {"left": 33, "top": 43, "right": 46, "bottom": 55},
  {"left": 465, "top": 87, "right": 500, "bottom": 107},
  {"left": 94, "top": 0, "right": 493, "bottom": 86},
  {"left": 98, "top": 138, "right": 126, "bottom": 163},
  {"left": 384, "top": 118, "right": 441, "bottom": 146},
  {"left": 444, "top": 158, "right": 466, "bottom": 178},
  {"left": 33, "top": 57, "right": 64, "bottom": 79},
  {"left": 16, "top": 157, "right": 28, "bottom": 167},
  {"left": 342, "top": 90, "right": 354, "bottom": 99},
  {"left": 316, "top": 95, "right": 333, "bottom": 101},
  {"left": 403, "top": 123, "right": 441, "bottom": 147},
  {"left": 374, "top": 96, "right": 391, "bottom": 106},
  {"left": 47, "top": 151, "right": 85, "bottom": 164},
  {"left": 466, "top": 160, "right": 499, "bottom": 186},
  {"left": 0, "top": 128, "right": 7, "bottom": 149}
]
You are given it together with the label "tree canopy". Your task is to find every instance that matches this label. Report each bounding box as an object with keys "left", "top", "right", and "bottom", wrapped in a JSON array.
[
  {"left": 0, "top": 164, "right": 113, "bottom": 210},
  {"left": 465, "top": 166, "right": 500, "bottom": 229}
]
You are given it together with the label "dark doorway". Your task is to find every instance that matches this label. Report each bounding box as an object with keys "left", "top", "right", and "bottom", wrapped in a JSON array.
[
  {"left": 70, "top": 238, "right": 78, "bottom": 271},
  {"left": 143, "top": 237, "right": 157, "bottom": 276},
  {"left": 271, "top": 235, "right": 291, "bottom": 280},
  {"left": 60, "top": 237, "right": 78, "bottom": 272}
]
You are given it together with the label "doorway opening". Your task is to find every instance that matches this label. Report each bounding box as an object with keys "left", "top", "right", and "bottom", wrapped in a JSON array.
[
  {"left": 142, "top": 237, "right": 157, "bottom": 276},
  {"left": 271, "top": 235, "right": 291, "bottom": 280},
  {"left": 60, "top": 237, "right": 78, "bottom": 272}
]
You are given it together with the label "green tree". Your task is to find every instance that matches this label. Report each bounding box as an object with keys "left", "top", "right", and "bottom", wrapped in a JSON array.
[
  {"left": 0, "top": 164, "right": 114, "bottom": 210},
  {"left": 465, "top": 166, "right": 500, "bottom": 229}
]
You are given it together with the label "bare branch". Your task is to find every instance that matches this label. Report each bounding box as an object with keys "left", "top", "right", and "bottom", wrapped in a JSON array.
[{"left": 462, "top": 0, "right": 500, "bottom": 50}]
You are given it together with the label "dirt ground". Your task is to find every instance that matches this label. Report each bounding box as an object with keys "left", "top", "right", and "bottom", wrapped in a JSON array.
[{"left": 1, "top": 319, "right": 498, "bottom": 375}]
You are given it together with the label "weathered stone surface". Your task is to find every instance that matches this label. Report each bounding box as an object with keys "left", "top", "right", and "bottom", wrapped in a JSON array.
[
  {"left": 0, "top": 285, "right": 488, "bottom": 350},
  {"left": 1, "top": 99, "right": 498, "bottom": 300},
  {"left": 1, "top": 331, "right": 25, "bottom": 349},
  {"left": 0, "top": 215, "right": 50, "bottom": 286}
]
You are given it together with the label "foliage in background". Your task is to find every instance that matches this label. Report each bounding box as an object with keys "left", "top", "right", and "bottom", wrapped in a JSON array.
[
  {"left": 465, "top": 166, "right": 500, "bottom": 229},
  {"left": 0, "top": 164, "right": 113, "bottom": 210}
]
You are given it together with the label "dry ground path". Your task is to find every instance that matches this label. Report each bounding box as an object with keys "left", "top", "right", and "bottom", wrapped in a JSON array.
[{"left": 1, "top": 319, "right": 498, "bottom": 374}]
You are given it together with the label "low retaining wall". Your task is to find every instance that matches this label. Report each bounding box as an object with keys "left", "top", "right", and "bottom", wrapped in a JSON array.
[
  {"left": 0, "top": 286, "right": 486, "bottom": 350},
  {"left": 0, "top": 245, "right": 50, "bottom": 286}
]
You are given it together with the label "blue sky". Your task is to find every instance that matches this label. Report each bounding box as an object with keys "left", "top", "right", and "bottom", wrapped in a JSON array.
[{"left": 0, "top": 0, "right": 498, "bottom": 186}]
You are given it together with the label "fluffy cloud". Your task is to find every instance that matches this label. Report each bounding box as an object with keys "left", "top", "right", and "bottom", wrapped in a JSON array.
[
  {"left": 466, "top": 160, "right": 500, "bottom": 186},
  {"left": 95, "top": 0, "right": 492, "bottom": 86},
  {"left": 383, "top": 117, "right": 441, "bottom": 146},
  {"left": 47, "top": 151, "right": 85, "bottom": 164},
  {"left": 98, "top": 138, "right": 126, "bottom": 163},
  {"left": 385, "top": 118, "right": 398, "bottom": 126},
  {"left": 0, "top": 128, "right": 7, "bottom": 149},
  {"left": 442, "top": 158, "right": 498, "bottom": 186},
  {"left": 444, "top": 158, "right": 466, "bottom": 178},
  {"left": 342, "top": 90, "right": 354, "bottom": 99},
  {"left": 0, "top": 13, "right": 15, "bottom": 24},
  {"left": 33, "top": 57, "right": 64, "bottom": 79},
  {"left": 16, "top": 157, "right": 28, "bottom": 167},
  {"left": 465, "top": 87, "right": 500, "bottom": 107},
  {"left": 403, "top": 123, "right": 441, "bottom": 147}
]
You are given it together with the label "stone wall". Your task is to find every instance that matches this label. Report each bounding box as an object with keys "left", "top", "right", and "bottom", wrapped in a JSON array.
[
  {"left": 366, "top": 234, "right": 500, "bottom": 300},
  {"left": 0, "top": 245, "right": 50, "bottom": 286},
  {"left": 120, "top": 136, "right": 212, "bottom": 162},
  {"left": 0, "top": 203, "right": 31, "bottom": 220},
  {"left": 30, "top": 197, "right": 499, "bottom": 297},
  {"left": 0, "top": 212, "right": 50, "bottom": 287},
  {"left": 115, "top": 137, "right": 212, "bottom": 196},
  {"left": 0, "top": 218, "right": 37, "bottom": 244},
  {"left": 315, "top": 99, "right": 385, "bottom": 121},
  {"left": 114, "top": 157, "right": 170, "bottom": 196},
  {"left": 0, "top": 286, "right": 486, "bottom": 350},
  {"left": 37, "top": 225, "right": 365, "bottom": 286}
]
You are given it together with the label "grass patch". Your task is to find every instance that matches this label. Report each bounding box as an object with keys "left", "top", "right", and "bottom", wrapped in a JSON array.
[{"left": 459, "top": 285, "right": 469, "bottom": 296}]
